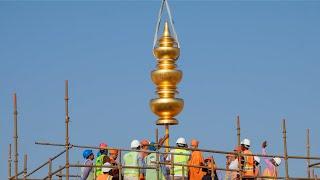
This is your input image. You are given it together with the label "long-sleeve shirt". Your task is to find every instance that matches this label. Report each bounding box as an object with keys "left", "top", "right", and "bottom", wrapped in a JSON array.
[
  {"left": 262, "top": 148, "right": 276, "bottom": 175},
  {"left": 81, "top": 159, "right": 93, "bottom": 180}
]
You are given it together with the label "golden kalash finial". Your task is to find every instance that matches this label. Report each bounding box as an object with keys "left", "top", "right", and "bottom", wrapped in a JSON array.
[{"left": 150, "top": 22, "right": 184, "bottom": 149}]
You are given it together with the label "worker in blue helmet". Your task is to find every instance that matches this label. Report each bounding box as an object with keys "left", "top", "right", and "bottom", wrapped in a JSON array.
[{"left": 81, "top": 149, "right": 95, "bottom": 180}]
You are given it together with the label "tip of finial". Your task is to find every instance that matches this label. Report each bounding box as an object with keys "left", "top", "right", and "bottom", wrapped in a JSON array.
[{"left": 163, "top": 21, "right": 170, "bottom": 37}]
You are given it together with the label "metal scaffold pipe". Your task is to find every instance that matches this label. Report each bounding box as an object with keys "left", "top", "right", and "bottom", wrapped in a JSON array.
[
  {"left": 8, "top": 144, "right": 12, "bottom": 180},
  {"left": 282, "top": 119, "right": 290, "bottom": 180},
  {"left": 13, "top": 93, "right": 19, "bottom": 180},
  {"left": 23, "top": 154, "right": 27, "bottom": 180},
  {"left": 307, "top": 129, "right": 311, "bottom": 178},
  {"left": 65, "top": 80, "right": 70, "bottom": 180}
]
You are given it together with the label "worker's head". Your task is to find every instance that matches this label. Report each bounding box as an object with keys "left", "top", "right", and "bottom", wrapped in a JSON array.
[
  {"left": 254, "top": 156, "right": 260, "bottom": 166},
  {"left": 130, "top": 139, "right": 140, "bottom": 150},
  {"left": 99, "top": 143, "right": 108, "bottom": 155},
  {"left": 102, "top": 162, "right": 112, "bottom": 174},
  {"left": 191, "top": 139, "right": 199, "bottom": 148},
  {"left": 83, "top": 149, "right": 94, "bottom": 160},
  {"left": 271, "top": 157, "right": 281, "bottom": 167},
  {"left": 140, "top": 139, "right": 150, "bottom": 150},
  {"left": 204, "top": 157, "right": 215, "bottom": 172},
  {"left": 176, "top": 137, "right": 187, "bottom": 148},
  {"left": 240, "top": 138, "right": 250, "bottom": 150},
  {"left": 109, "top": 149, "right": 119, "bottom": 161}
]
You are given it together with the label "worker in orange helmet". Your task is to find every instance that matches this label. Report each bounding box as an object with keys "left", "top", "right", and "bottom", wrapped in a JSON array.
[
  {"left": 139, "top": 139, "right": 150, "bottom": 180},
  {"left": 109, "top": 149, "right": 120, "bottom": 179},
  {"left": 188, "top": 139, "right": 205, "bottom": 180},
  {"left": 240, "top": 138, "right": 255, "bottom": 180}
]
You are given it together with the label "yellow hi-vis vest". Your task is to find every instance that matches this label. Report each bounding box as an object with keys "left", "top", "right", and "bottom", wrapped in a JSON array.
[
  {"left": 95, "top": 154, "right": 106, "bottom": 176},
  {"left": 173, "top": 149, "right": 190, "bottom": 177},
  {"left": 123, "top": 151, "right": 139, "bottom": 177},
  {"left": 145, "top": 152, "right": 165, "bottom": 180}
]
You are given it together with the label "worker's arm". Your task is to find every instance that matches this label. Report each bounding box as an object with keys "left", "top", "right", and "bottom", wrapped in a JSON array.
[
  {"left": 262, "top": 141, "right": 274, "bottom": 171},
  {"left": 81, "top": 160, "right": 93, "bottom": 180},
  {"left": 138, "top": 154, "right": 146, "bottom": 178}
]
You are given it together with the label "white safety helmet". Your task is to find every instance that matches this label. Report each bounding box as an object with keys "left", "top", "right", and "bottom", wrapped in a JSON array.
[
  {"left": 130, "top": 139, "right": 140, "bottom": 149},
  {"left": 102, "top": 162, "right": 112, "bottom": 173},
  {"left": 241, "top": 138, "right": 251, "bottom": 148},
  {"left": 254, "top": 156, "right": 260, "bottom": 164},
  {"left": 273, "top": 157, "right": 281, "bottom": 166},
  {"left": 176, "top": 137, "right": 187, "bottom": 145}
]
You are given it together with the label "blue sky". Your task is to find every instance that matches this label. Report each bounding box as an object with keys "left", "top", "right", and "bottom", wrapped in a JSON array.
[{"left": 1, "top": 1, "right": 320, "bottom": 178}]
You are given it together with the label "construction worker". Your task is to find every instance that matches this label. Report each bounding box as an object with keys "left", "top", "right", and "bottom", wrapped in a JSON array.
[
  {"left": 240, "top": 138, "right": 254, "bottom": 180},
  {"left": 109, "top": 149, "right": 120, "bottom": 179},
  {"left": 201, "top": 157, "right": 218, "bottom": 180},
  {"left": 96, "top": 143, "right": 110, "bottom": 176},
  {"left": 261, "top": 141, "right": 281, "bottom": 180},
  {"left": 145, "top": 135, "right": 168, "bottom": 180},
  {"left": 254, "top": 156, "right": 261, "bottom": 179},
  {"left": 123, "top": 139, "right": 141, "bottom": 180},
  {"left": 139, "top": 139, "right": 150, "bottom": 180},
  {"left": 166, "top": 137, "right": 191, "bottom": 180},
  {"left": 225, "top": 146, "right": 240, "bottom": 180},
  {"left": 81, "top": 149, "right": 95, "bottom": 180},
  {"left": 188, "top": 139, "right": 205, "bottom": 180},
  {"left": 97, "top": 162, "right": 114, "bottom": 180}
]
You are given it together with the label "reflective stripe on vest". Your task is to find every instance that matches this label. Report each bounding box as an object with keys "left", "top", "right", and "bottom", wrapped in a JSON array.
[
  {"left": 95, "top": 154, "right": 106, "bottom": 176},
  {"left": 243, "top": 150, "right": 254, "bottom": 177},
  {"left": 123, "top": 151, "right": 139, "bottom": 177},
  {"left": 173, "top": 149, "right": 190, "bottom": 177},
  {"left": 145, "top": 152, "right": 165, "bottom": 180}
]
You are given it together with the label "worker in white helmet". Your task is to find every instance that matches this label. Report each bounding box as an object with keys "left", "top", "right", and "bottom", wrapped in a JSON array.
[
  {"left": 253, "top": 156, "right": 261, "bottom": 178},
  {"left": 261, "top": 141, "right": 281, "bottom": 180},
  {"left": 240, "top": 138, "right": 255, "bottom": 179},
  {"left": 166, "top": 137, "right": 191, "bottom": 180},
  {"left": 123, "top": 140, "right": 141, "bottom": 180}
]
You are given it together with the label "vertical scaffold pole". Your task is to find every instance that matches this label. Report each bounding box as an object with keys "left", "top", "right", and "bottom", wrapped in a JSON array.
[
  {"left": 237, "top": 116, "right": 242, "bottom": 180},
  {"left": 13, "top": 93, "right": 19, "bottom": 180},
  {"left": 8, "top": 144, "right": 12, "bottom": 180},
  {"left": 307, "top": 128, "right": 311, "bottom": 179},
  {"left": 23, "top": 154, "right": 27, "bottom": 180},
  {"left": 165, "top": 125, "right": 169, "bottom": 153},
  {"left": 282, "top": 119, "right": 289, "bottom": 180},
  {"left": 65, "top": 80, "right": 70, "bottom": 180},
  {"left": 48, "top": 159, "right": 52, "bottom": 180},
  {"left": 58, "top": 165, "right": 63, "bottom": 180}
]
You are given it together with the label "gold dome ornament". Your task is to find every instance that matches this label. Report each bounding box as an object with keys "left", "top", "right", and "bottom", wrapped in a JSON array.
[{"left": 150, "top": 22, "right": 184, "bottom": 126}]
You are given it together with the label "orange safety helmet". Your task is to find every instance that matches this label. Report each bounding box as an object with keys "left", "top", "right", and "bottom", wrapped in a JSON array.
[
  {"left": 109, "top": 149, "right": 119, "bottom": 155},
  {"left": 140, "top": 139, "right": 150, "bottom": 146}
]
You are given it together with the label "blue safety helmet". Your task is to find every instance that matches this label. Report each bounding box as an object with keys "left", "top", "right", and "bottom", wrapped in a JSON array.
[
  {"left": 83, "top": 150, "right": 93, "bottom": 159},
  {"left": 148, "top": 142, "right": 157, "bottom": 151}
]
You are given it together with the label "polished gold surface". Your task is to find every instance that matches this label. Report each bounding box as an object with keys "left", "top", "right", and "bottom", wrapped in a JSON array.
[{"left": 150, "top": 22, "right": 183, "bottom": 126}]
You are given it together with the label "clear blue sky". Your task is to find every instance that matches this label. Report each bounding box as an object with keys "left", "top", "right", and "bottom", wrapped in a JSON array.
[{"left": 1, "top": 1, "right": 320, "bottom": 178}]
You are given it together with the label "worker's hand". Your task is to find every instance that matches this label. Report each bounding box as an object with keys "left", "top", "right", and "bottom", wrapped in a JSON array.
[{"left": 262, "top": 141, "right": 267, "bottom": 148}]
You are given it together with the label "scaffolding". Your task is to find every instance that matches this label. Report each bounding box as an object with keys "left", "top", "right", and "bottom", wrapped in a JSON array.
[{"left": 6, "top": 81, "right": 320, "bottom": 180}]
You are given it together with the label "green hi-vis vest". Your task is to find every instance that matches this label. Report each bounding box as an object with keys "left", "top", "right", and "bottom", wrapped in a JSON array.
[
  {"left": 95, "top": 154, "right": 106, "bottom": 176},
  {"left": 145, "top": 153, "right": 165, "bottom": 180},
  {"left": 123, "top": 151, "right": 139, "bottom": 177},
  {"left": 173, "top": 149, "right": 190, "bottom": 177}
]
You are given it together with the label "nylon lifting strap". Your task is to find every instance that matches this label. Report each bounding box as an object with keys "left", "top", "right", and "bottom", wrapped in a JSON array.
[{"left": 153, "top": 0, "right": 180, "bottom": 49}]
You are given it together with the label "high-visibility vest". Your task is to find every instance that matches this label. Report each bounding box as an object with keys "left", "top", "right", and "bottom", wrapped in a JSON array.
[
  {"left": 262, "top": 166, "right": 277, "bottom": 180},
  {"left": 96, "top": 154, "right": 107, "bottom": 176},
  {"left": 145, "top": 152, "right": 166, "bottom": 180},
  {"left": 96, "top": 173, "right": 113, "bottom": 180},
  {"left": 123, "top": 151, "right": 139, "bottom": 177},
  {"left": 81, "top": 159, "right": 94, "bottom": 180},
  {"left": 242, "top": 150, "right": 254, "bottom": 177},
  {"left": 173, "top": 149, "right": 190, "bottom": 177}
]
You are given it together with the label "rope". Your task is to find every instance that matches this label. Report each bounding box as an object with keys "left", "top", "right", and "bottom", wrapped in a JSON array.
[{"left": 153, "top": 0, "right": 180, "bottom": 49}]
